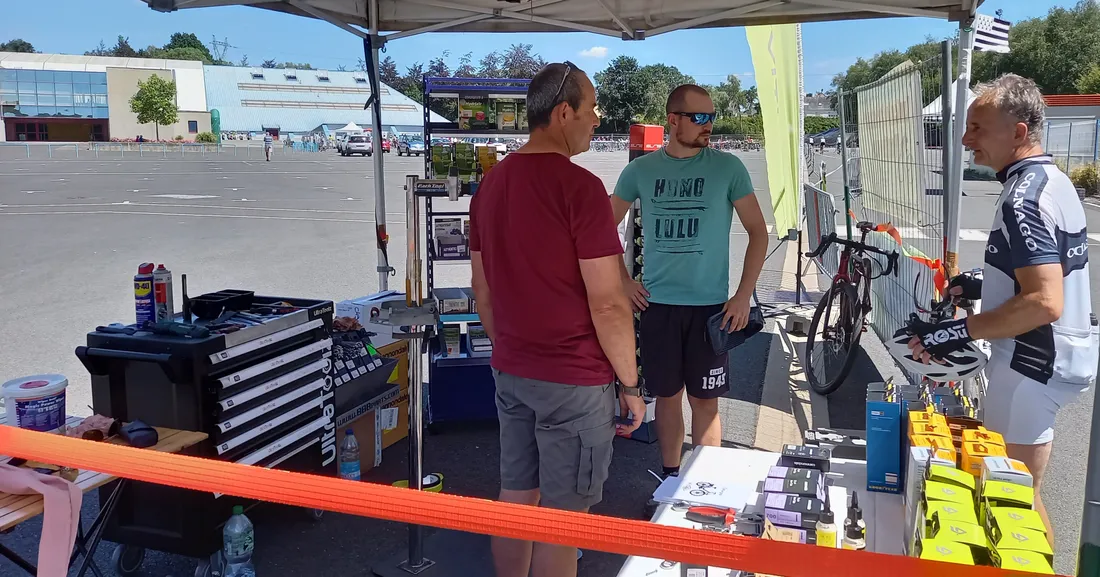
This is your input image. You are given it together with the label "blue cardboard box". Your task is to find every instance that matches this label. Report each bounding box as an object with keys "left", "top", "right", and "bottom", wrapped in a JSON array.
[{"left": 866, "top": 385, "right": 902, "bottom": 494}]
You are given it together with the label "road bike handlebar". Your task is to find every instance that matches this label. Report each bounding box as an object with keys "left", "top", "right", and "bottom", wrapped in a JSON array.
[{"left": 804, "top": 232, "right": 900, "bottom": 276}]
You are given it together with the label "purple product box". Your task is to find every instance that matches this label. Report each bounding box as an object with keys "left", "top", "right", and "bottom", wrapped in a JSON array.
[
  {"left": 767, "top": 466, "right": 823, "bottom": 483},
  {"left": 762, "top": 477, "right": 827, "bottom": 501},
  {"left": 763, "top": 493, "right": 826, "bottom": 530}
]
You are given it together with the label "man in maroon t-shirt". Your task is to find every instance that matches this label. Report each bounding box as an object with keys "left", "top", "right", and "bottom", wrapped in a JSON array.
[{"left": 470, "top": 62, "right": 645, "bottom": 577}]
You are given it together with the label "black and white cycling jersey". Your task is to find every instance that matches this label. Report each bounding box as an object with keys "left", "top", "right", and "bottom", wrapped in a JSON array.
[{"left": 983, "top": 154, "right": 1098, "bottom": 389}]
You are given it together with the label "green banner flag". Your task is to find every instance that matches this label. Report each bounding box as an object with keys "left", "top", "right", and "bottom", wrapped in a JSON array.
[{"left": 747, "top": 24, "right": 803, "bottom": 237}]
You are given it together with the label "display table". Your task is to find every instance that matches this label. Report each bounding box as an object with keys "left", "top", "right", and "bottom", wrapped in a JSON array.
[
  {"left": 617, "top": 446, "right": 904, "bottom": 576},
  {"left": 0, "top": 415, "right": 208, "bottom": 577}
]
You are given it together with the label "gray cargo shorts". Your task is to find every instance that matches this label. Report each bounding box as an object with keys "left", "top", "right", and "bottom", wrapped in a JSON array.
[{"left": 493, "top": 368, "right": 615, "bottom": 511}]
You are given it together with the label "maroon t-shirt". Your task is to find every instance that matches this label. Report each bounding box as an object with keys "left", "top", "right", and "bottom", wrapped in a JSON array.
[{"left": 470, "top": 152, "right": 623, "bottom": 385}]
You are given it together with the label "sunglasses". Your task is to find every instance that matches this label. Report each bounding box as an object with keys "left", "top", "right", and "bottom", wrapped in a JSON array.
[
  {"left": 553, "top": 61, "right": 579, "bottom": 103},
  {"left": 673, "top": 112, "right": 717, "bottom": 126}
]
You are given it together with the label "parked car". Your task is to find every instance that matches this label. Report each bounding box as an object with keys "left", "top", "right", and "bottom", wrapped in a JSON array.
[
  {"left": 342, "top": 135, "right": 372, "bottom": 156},
  {"left": 397, "top": 138, "right": 426, "bottom": 156},
  {"left": 380, "top": 139, "right": 391, "bottom": 153}
]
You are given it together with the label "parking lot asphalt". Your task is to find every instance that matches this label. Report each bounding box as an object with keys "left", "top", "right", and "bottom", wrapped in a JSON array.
[{"left": 0, "top": 147, "right": 1096, "bottom": 575}]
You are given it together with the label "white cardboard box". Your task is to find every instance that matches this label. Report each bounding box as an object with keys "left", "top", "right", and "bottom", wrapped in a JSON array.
[{"left": 335, "top": 290, "right": 407, "bottom": 348}]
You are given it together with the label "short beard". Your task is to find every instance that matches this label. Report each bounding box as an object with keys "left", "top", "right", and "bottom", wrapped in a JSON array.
[{"left": 676, "top": 133, "right": 710, "bottom": 149}]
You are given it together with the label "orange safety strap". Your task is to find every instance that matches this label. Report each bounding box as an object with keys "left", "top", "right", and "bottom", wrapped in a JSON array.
[
  {"left": 846, "top": 211, "right": 948, "bottom": 295},
  {"left": 0, "top": 427, "right": 1048, "bottom": 577}
]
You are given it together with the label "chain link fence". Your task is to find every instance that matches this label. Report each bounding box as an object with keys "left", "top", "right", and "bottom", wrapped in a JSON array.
[
  {"left": 836, "top": 53, "right": 949, "bottom": 344},
  {"left": 1043, "top": 119, "right": 1100, "bottom": 172}
]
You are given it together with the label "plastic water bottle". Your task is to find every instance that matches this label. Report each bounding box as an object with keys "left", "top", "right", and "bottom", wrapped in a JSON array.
[
  {"left": 339, "top": 429, "right": 361, "bottom": 481},
  {"left": 223, "top": 505, "right": 255, "bottom": 577}
]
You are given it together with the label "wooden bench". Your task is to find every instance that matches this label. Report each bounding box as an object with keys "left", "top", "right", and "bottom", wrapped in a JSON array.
[{"left": 0, "top": 414, "right": 207, "bottom": 577}]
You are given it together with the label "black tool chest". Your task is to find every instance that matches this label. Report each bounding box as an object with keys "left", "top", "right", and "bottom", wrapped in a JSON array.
[{"left": 76, "top": 294, "right": 337, "bottom": 558}]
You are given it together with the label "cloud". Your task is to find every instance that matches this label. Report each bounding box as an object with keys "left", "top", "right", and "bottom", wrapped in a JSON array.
[{"left": 579, "top": 46, "right": 609, "bottom": 58}]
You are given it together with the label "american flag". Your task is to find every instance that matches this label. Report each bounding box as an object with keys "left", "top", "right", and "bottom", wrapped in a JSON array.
[{"left": 974, "top": 13, "right": 1011, "bottom": 53}]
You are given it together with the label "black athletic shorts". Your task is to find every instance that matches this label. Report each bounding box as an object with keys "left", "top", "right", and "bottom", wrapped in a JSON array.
[{"left": 639, "top": 302, "right": 730, "bottom": 400}]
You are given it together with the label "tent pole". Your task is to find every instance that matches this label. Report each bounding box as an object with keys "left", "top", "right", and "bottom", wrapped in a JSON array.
[
  {"left": 939, "top": 39, "right": 953, "bottom": 261},
  {"left": 367, "top": 0, "right": 391, "bottom": 291},
  {"left": 945, "top": 19, "right": 972, "bottom": 279}
]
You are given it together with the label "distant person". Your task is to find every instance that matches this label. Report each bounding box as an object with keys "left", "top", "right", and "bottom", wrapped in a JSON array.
[
  {"left": 904, "top": 73, "right": 1097, "bottom": 547},
  {"left": 470, "top": 61, "right": 643, "bottom": 577},
  {"left": 611, "top": 84, "right": 768, "bottom": 488},
  {"left": 263, "top": 132, "right": 274, "bottom": 161}
]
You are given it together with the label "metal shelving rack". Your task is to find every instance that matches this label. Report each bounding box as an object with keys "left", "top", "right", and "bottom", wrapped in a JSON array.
[{"left": 417, "top": 76, "right": 530, "bottom": 413}]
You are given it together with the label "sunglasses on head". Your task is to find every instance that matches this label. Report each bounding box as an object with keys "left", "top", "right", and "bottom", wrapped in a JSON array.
[
  {"left": 673, "top": 112, "right": 716, "bottom": 126},
  {"left": 553, "top": 61, "right": 578, "bottom": 102}
]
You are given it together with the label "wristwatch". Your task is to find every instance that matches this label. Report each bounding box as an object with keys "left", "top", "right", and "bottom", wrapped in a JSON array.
[{"left": 618, "top": 383, "right": 642, "bottom": 397}]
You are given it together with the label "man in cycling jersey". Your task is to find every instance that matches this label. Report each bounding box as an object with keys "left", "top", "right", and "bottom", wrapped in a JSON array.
[{"left": 908, "top": 74, "right": 1097, "bottom": 544}]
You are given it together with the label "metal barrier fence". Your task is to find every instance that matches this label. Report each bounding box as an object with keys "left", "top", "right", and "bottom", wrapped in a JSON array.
[
  {"left": 803, "top": 183, "right": 841, "bottom": 279},
  {"left": 0, "top": 142, "right": 326, "bottom": 161},
  {"left": 837, "top": 53, "right": 949, "bottom": 345},
  {"left": 1043, "top": 119, "right": 1100, "bottom": 172}
]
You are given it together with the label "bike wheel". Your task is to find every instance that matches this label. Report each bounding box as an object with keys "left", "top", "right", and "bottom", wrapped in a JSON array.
[{"left": 805, "top": 281, "right": 862, "bottom": 395}]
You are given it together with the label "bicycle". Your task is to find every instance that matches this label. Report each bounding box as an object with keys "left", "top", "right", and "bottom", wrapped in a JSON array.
[{"left": 803, "top": 223, "right": 900, "bottom": 395}]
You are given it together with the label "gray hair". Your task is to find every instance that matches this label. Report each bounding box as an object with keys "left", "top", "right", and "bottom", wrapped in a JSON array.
[
  {"left": 973, "top": 74, "right": 1046, "bottom": 144},
  {"left": 526, "top": 62, "right": 586, "bottom": 130}
]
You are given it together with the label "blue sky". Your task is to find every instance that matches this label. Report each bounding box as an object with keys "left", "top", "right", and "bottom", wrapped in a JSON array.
[{"left": 1, "top": 0, "right": 1070, "bottom": 92}]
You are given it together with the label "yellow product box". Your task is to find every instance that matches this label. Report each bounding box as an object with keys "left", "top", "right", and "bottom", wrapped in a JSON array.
[
  {"left": 961, "top": 441, "right": 1008, "bottom": 477},
  {"left": 991, "top": 549, "right": 1055, "bottom": 574},
  {"left": 923, "top": 480, "right": 974, "bottom": 507},
  {"left": 927, "top": 512, "right": 990, "bottom": 564},
  {"left": 984, "top": 500, "right": 1046, "bottom": 535},
  {"left": 981, "top": 456, "right": 1034, "bottom": 488},
  {"left": 989, "top": 522, "right": 1054, "bottom": 563},
  {"left": 926, "top": 464, "right": 976, "bottom": 492},
  {"left": 963, "top": 427, "right": 1005, "bottom": 448},
  {"left": 925, "top": 500, "right": 979, "bottom": 529},
  {"left": 915, "top": 536, "right": 975, "bottom": 566},
  {"left": 984, "top": 480, "right": 1035, "bottom": 510},
  {"left": 910, "top": 434, "right": 956, "bottom": 463},
  {"left": 910, "top": 420, "right": 952, "bottom": 440}
]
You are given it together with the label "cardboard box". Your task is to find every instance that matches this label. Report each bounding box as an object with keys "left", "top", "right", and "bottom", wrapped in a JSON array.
[
  {"left": 335, "top": 384, "right": 392, "bottom": 475},
  {"left": 963, "top": 427, "right": 1005, "bottom": 448},
  {"left": 983, "top": 480, "right": 1034, "bottom": 511},
  {"left": 433, "top": 288, "right": 471, "bottom": 314},
  {"left": 779, "top": 444, "right": 831, "bottom": 472},
  {"left": 762, "top": 493, "right": 826, "bottom": 529},
  {"left": 905, "top": 446, "right": 955, "bottom": 510},
  {"left": 927, "top": 464, "right": 977, "bottom": 492},
  {"left": 985, "top": 501, "right": 1046, "bottom": 534},
  {"left": 866, "top": 393, "right": 901, "bottom": 493},
  {"left": 910, "top": 420, "right": 952, "bottom": 440},
  {"left": 927, "top": 512, "right": 990, "bottom": 564},
  {"left": 988, "top": 513, "right": 1054, "bottom": 563},
  {"left": 991, "top": 549, "right": 1055, "bottom": 574},
  {"left": 376, "top": 340, "right": 410, "bottom": 449},
  {"left": 981, "top": 456, "right": 1033, "bottom": 488},
  {"left": 767, "top": 466, "right": 823, "bottom": 484},
  {"left": 915, "top": 535, "right": 975, "bottom": 565},
  {"left": 910, "top": 434, "right": 957, "bottom": 464},
  {"left": 335, "top": 291, "right": 407, "bottom": 348},
  {"left": 961, "top": 441, "right": 1007, "bottom": 476},
  {"left": 923, "top": 480, "right": 974, "bottom": 507}
]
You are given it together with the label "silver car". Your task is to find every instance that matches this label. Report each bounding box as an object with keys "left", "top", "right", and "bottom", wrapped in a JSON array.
[{"left": 342, "top": 135, "right": 372, "bottom": 157}]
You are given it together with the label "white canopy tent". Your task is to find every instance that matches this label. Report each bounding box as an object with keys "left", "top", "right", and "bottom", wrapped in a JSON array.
[
  {"left": 139, "top": 2, "right": 1010, "bottom": 576},
  {"left": 336, "top": 122, "right": 363, "bottom": 132},
  {"left": 921, "top": 79, "right": 975, "bottom": 116}
]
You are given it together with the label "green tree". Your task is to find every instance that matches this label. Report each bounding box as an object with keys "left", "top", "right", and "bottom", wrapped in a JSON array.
[
  {"left": 379, "top": 56, "right": 400, "bottom": 84},
  {"left": 261, "top": 59, "right": 278, "bottom": 69},
  {"left": 154, "top": 46, "right": 211, "bottom": 63},
  {"left": 500, "top": 43, "right": 545, "bottom": 79},
  {"left": 637, "top": 64, "right": 694, "bottom": 123},
  {"left": 1078, "top": 64, "right": 1100, "bottom": 94},
  {"left": 477, "top": 51, "right": 503, "bottom": 78},
  {"left": 1, "top": 39, "right": 36, "bottom": 53},
  {"left": 427, "top": 53, "right": 451, "bottom": 78},
  {"left": 594, "top": 56, "right": 648, "bottom": 133},
  {"left": 454, "top": 52, "right": 477, "bottom": 78},
  {"left": 400, "top": 62, "right": 425, "bottom": 103},
  {"left": 164, "top": 32, "right": 214, "bottom": 62},
  {"left": 741, "top": 86, "right": 759, "bottom": 116},
  {"left": 129, "top": 74, "right": 178, "bottom": 140}
]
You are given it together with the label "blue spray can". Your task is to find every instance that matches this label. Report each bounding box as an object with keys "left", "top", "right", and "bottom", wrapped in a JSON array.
[{"left": 134, "top": 262, "right": 156, "bottom": 325}]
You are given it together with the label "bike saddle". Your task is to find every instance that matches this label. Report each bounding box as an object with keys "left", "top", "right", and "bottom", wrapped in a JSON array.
[{"left": 856, "top": 221, "right": 876, "bottom": 232}]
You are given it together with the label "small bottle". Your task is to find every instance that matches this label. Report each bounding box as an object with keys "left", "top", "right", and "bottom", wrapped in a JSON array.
[
  {"left": 339, "top": 429, "right": 361, "bottom": 481},
  {"left": 815, "top": 509, "right": 839, "bottom": 548},
  {"left": 223, "top": 505, "right": 256, "bottom": 577},
  {"left": 841, "top": 523, "right": 866, "bottom": 551},
  {"left": 844, "top": 493, "right": 867, "bottom": 536}
]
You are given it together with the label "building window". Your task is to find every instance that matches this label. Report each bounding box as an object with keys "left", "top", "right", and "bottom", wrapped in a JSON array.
[
  {"left": 251, "top": 72, "right": 265, "bottom": 80},
  {"left": 354, "top": 76, "right": 367, "bottom": 84},
  {"left": 317, "top": 75, "right": 330, "bottom": 82},
  {"left": 284, "top": 73, "right": 297, "bottom": 81},
  {"left": 188, "top": 120, "right": 198, "bottom": 133}
]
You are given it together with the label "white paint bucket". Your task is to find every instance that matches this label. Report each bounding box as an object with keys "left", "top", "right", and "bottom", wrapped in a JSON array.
[{"left": 2, "top": 374, "right": 68, "bottom": 434}]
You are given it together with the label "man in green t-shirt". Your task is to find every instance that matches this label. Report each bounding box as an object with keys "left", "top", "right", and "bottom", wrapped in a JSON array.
[{"left": 611, "top": 84, "right": 769, "bottom": 478}]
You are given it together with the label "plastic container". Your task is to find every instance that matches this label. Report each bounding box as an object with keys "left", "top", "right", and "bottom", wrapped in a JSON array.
[
  {"left": 339, "top": 429, "right": 361, "bottom": 481},
  {"left": 2, "top": 374, "right": 68, "bottom": 433},
  {"left": 223, "top": 505, "right": 256, "bottom": 577}
]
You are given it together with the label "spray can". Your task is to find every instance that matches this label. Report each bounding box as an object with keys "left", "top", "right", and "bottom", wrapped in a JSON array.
[
  {"left": 153, "top": 264, "right": 174, "bottom": 322},
  {"left": 134, "top": 263, "right": 156, "bottom": 325}
]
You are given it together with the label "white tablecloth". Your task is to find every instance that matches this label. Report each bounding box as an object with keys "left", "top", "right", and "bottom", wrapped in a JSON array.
[{"left": 616, "top": 446, "right": 905, "bottom": 576}]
